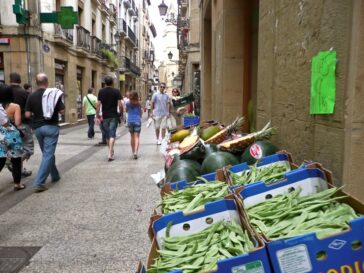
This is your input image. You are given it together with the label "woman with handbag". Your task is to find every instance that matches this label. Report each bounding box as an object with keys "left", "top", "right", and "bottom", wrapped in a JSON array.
[{"left": 0, "top": 84, "right": 26, "bottom": 191}]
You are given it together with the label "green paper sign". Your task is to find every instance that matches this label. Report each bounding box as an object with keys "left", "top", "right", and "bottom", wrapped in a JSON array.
[{"left": 310, "top": 51, "right": 337, "bottom": 114}]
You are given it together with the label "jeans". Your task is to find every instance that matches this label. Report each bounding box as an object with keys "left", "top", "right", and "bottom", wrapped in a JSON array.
[
  {"left": 100, "top": 117, "right": 118, "bottom": 139},
  {"left": 87, "top": 114, "right": 95, "bottom": 138},
  {"left": 34, "top": 125, "right": 60, "bottom": 187}
]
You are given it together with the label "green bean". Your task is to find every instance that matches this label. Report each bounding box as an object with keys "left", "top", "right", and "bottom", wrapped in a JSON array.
[
  {"left": 246, "top": 187, "right": 362, "bottom": 240},
  {"left": 160, "top": 179, "right": 230, "bottom": 214},
  {"left": 149, "top": 221, "right": 256, "bottom": 273},
  {"left": 230, "top": 161, "right": 291, "bottom": 185}
]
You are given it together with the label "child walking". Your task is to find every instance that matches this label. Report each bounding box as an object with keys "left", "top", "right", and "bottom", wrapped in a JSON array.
[{"left": 125, "top": 91, "right": 142, "bottom": 159}]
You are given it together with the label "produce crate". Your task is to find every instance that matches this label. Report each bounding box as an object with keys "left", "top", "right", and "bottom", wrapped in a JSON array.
[
  {"left": 239, "top": 168, "right": 329, "bottom": 207},
  {"left": 236, "top": 167, "right": 364, "bottom": 273},
  {"left": 171, "top": 92, "right": 194, "bottom": 107},
  {"left": 147, "top": 197, "right": 272, "bottom": 273},
  {"left": 168, "top": 170, "right": 220, "bottom": 191},
  {"left": 183, "top": 115, "right": 199, "bottom": 127}
]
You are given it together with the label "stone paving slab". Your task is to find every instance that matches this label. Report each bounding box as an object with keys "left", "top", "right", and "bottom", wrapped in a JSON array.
[{"left": 0, "top": 119, "right": 162, "bottom": 272}]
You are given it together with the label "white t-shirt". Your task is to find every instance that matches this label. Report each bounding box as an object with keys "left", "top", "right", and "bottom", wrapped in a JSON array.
[{"left": 152, "top": 91, "right": 170, "bottom": 117}]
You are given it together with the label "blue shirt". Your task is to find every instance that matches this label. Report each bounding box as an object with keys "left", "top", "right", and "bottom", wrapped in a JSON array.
[
  {"left": 126, "top": 102, "right": 141, "bottom": 125},
  {"left": 151, "top": 91, "right": 170, "bottom": 117}
]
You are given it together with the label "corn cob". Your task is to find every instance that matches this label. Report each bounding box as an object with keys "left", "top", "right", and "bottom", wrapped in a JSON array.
[
  {"left": 205, "top": 116, "right": 245, "bottom": 144},
  {"left": 218, "top": 121, "right": 276, "bottom": 152}
]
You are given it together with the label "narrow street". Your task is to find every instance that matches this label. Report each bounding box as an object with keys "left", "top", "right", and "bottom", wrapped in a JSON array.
[{"left": 0, "top": 119, "right": 161, "bottom": 273}]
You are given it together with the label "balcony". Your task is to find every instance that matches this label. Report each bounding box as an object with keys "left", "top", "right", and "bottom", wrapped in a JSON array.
[
  {"left": 76, "top": 26, "right": 91, "bottom": 53},
  {"left": 120, "top": 56, "right": 140, "bottom": 76},
  {"left": 118, "top": 19, "right": 127, "bottom": 36},
  {"left": 126, "top": 26, "right": 136, "bottom": 46},
  {"left": 54, "top": 24, "right": 73, "bottom": 46},
  {"left": 178, "top": 0, "right": 188, "bottom": 17},
  {"left": 110, "top": 3, "right": 117, "bottom": 23},
  {"left": 123, "top": 0, "right": 131, "bottom": 8},
  {"left": 91, "top": 36, "right": 102, "bottom": 58}
]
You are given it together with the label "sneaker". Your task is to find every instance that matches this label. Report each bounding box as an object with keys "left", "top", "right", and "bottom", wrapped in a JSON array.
[
  {"left": 157, "top": 140, "right": 162, "bottom": 145},
  {"left": 52, "top": 176, "right": 61, "bottom": 183},
  {"left": 21, "top": 168, "right": 32, "bottom": 178},
  {"left": 34, "top": 186, "right": 48, "bottom": 193},
  {"left": 97, "top": 141, "right": 107, "bottom": 146},
  {"left": 133, "top": 154, "right": 138, "bottom": 160}
]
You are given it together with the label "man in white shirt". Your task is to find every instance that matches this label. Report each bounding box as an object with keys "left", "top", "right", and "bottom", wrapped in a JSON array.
[{"left": 151, "top": 82, "right": 171, "bottom": 145}]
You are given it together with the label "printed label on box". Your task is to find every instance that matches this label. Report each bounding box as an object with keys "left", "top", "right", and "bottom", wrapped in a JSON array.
[
  {"left": 276, "top": 244, "right": 312, "bottom": 273},
  {"left": 232, "top": 260, "right": 264, "bottom": 273}
]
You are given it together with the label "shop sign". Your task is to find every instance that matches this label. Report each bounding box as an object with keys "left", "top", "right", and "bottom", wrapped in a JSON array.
[{"left": 0, "top": 38, "right": 10, "bottom": 45}]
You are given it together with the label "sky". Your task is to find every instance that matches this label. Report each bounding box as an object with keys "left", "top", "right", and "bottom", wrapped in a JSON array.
[{"left": 149, "top": 0, "right": 175, "bottom": 66}]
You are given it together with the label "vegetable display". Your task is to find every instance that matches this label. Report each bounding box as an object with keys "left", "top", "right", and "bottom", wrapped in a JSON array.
[
  {"left": 161, "top": 178, "right": 229, "bottom": 214},
  {"left": 230, "top": 162, "right": 291, "bottom": 185},
  {"left": 149, "top": 221, "right": 255, "bottom": 273},
  {"left": 246, "top": 187, "right": 361, "bottom": 240}
]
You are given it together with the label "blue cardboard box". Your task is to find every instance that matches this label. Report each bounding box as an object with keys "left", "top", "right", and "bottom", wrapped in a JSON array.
[
  {"left": 147, "top": 198, "right": 272, "bottom": 273},
  {"left": 238, "top": 168, "right": 364, "bottom": 273},
  {"left": 183, "top": 115, "right": 200, "bottom": 127},
  {"left": 266, "top": 191, "right": 364, "bottom": 273}
]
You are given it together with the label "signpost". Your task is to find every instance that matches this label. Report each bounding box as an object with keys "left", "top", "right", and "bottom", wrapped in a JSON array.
[
  {"left": 40, "top": 6, "right": 78, "bottom": 29},
  {"left": 12, "top": 0, "right": 29, "bottom": 24}
]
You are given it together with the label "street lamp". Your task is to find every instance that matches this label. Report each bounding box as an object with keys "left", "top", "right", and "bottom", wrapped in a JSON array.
[
  {"left": 167, "top": 51, "right": 179, "bottom": 64},
  {"left": 158, "top": 0, "right": 168, "bottom": 16},
  {"left": 114, "top": 32, "right": 121, "bottom": 44}
]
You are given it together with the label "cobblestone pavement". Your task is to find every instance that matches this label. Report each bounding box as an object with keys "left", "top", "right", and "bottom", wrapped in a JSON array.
[{"left": 0, "top": 118, "right": 162, "bottom": 273}]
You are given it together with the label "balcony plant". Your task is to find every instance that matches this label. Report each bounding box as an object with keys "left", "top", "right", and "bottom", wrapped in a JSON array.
[{"left": 100, "top": 48, "right": 118, "bottom": 69}]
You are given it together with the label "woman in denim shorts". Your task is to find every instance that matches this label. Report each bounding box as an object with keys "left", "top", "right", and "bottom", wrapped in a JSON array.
[{"left": 125, "top": 91, "right": 142, "bottom": 159}]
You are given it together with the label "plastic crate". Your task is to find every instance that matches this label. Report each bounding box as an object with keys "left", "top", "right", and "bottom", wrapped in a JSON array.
[{"left": 183, "top": 115, "right": 199, "bottom": 127}]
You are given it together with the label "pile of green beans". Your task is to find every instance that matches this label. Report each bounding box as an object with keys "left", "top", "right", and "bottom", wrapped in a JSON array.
[
  {"left": 149, "top": 221, "right": 255, "bottom": 273},
  {"left": 161, "top": 178, "right": 229, "bottom": 214},
  {"left": 246, "top": 187, "right": 361, "bottom": 240},
  {"left": 230, "top": 162, "right": 291, "bottom": 185}
]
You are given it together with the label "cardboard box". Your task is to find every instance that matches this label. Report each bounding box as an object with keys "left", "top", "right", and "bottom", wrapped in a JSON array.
[
  {"left": 147, "top": 197, "right": 272, "bottom": 273},
  {"left": 237, "top": 167, "right": 364, "bottom": 273},
  {"left": 266, "top": 190, "right": 364, "bottom": 273},
  {"left": 239, "top": 168, "right": 329, "bottom": 207}
]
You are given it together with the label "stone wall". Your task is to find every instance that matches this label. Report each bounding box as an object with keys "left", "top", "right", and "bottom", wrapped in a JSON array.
[{"left": 256, "top": 1, "right": 357, "bottom": 188}]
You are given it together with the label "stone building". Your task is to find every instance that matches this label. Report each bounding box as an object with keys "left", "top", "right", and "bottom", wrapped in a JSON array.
[
  {"left": 157, "top": 3, "right": 179, "bottom": 94},
  {"left": 137, "top": 0, "right": 157, "bottom": 103},
  {"left": 177, "top": 0, "right": 200, "bottom": 108},
  {"left": 199, "top": 0, "right": 364, "bottom": 201},
  {"left": 0, "top": 0, "right": 120, "bottom": 123}
]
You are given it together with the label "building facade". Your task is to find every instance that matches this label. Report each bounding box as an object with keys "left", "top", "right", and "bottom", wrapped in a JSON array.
[
  {"left": 176, "top": 0, "right": 200, "bottom": 103},
  {"left": 198, "top": 0, "right": 364, "bottom": 202},
  {"left": 0, "top": 0, "right": 121, "bottom": 123},
  {"left": 0, "top": 0, "right": 157, "bottom": 122}
]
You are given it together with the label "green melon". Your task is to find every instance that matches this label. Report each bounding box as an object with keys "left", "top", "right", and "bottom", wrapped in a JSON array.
[
  {"left": 201, "top": 125, "right": 221, "bottom": 141},
  {"left": 201, "top": 151, "right": 239, "bottom": 174},
  {"left": 240, "top": 140, "right": 279, "bottom": 165},
  {"left": 165, "top": 166, "right": 200, "bottom": 183}
]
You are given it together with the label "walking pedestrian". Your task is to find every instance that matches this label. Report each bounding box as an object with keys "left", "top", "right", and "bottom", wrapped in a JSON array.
[
  {"left": 9, "top": 72, "right": 33, "bottom": 177},
  {"left": 23, "top": 83, "right": 32, "bottom": 93},
  {"left": 151, "top": 82, "right": 171, "bottom": 145},
  {"left": 25, "top": 73, "right": 65, "bottom": 193},
  {"left": 0, "top": 84, "right": 26, "bottom": 190},
  {"left": 83, "top": 88, "right": 97, "bottom": 139},
  {"left": 96, "top": 76, "right": 123, "bottom": 161},
  {"left": 125, "top": 91, "right": 142, "bottom": 159},
  {"left": 145, "top": 96, "right": 152, "bottom": 118}
]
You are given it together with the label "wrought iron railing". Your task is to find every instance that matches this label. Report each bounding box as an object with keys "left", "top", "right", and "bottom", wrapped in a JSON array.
[
  {"left": 123, "top": 57, "right": 140, "bottom": 76},
  {"left": 91, "top": 36, "right": 102, "bottom": 57},
  {"left": 127, "top": 26, "right": 136, "bottom": 45},
  {"left": 54, "top": 24, "right": 73, "bottom": 43},
  {"left": 76, "top": 26, "right": 91, "bottom": 51}
]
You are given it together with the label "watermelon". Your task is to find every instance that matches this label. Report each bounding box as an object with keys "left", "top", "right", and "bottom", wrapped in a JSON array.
[
  {"left": 169, "top": 159, "right": 201, "bottom": 173},
  {"left": 165, "top": 166, "right": 200, "bottom": 183},
  {"left": 240, "top": 140, "right": 279, "bottom": 165},
  {"left": 201, "top": 151, "right": 239, "bottom": 174}
]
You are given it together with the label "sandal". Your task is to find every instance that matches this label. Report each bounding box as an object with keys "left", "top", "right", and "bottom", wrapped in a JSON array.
[{"left": 14, "top": 184, "right": 26, "bottom": 191}]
